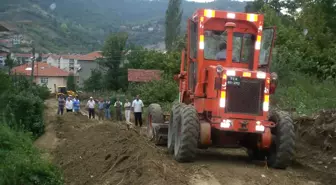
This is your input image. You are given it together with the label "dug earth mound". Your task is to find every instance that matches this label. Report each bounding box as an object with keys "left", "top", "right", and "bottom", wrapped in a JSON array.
[
  {"left": 295, "top": 109, "right": 336, "bottom": 176},
  {"left": 53, "top": 113, "right": 190, "bottom": 185}
]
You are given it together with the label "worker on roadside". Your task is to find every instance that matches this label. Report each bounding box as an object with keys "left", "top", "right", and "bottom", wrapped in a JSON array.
[
  {"left": 57, "top": 94, "right": 65, "bottom": 115},
  {"left": 105, "top": 99, "right": 111, "bottom": 120},
  {"left": 86, "top": 96, "right": 96, "bottom": 119},
  {"left": 73, "top": 96, "right": 80, "bottom": 113},
  {"left": 65, "top": 96, "right": 73, "bottom": 113},
  {"left": 124, "top": 98, "right": 131, "bottom": 123},
  {"left": 98, "top": 98, "right": 105, "bottom": 121},
  {"left": 114, "top": 97, "right": 123, "bottom": 121},
  {"left": 132, "top": 95, "right": 144, "bottom": 127}
]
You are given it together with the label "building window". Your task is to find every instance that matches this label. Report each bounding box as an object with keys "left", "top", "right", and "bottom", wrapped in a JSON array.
[
  {"left": 69, "top": 59, "right": 74, "bottom": 70},
  {"left": 41, "top": 77, "right": 48, "bottom": 84}
]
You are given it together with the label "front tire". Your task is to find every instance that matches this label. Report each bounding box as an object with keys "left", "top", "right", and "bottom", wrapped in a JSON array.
[
  {"left": 267, "top": 110, "right": 296, "bottom": 169},
  {"left": 167, "top": 102, "right": 184, "bottom": 154},
  {"left": 174, "top": 105, "right": 199, "bottom": 162}
]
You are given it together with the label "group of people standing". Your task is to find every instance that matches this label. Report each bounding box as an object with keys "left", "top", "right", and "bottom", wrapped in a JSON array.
[
  {"left": 84, "top": 95, "right": 144, "bottom": 127},
  {"left": 87, "top": 97, "right": 112, "bottom": 120},
  {"left": 57, "top": 95, "right": 80, "bottom": 115}
]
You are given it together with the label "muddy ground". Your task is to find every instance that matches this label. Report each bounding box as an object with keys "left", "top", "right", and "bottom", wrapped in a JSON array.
[{"left": 35, "top": 99, "right": 336, "bottom": 185}]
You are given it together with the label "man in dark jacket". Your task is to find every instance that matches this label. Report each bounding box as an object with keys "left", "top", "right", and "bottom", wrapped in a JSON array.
[{"left": 57, "top": 94, "right": 65, "bottom": 115}]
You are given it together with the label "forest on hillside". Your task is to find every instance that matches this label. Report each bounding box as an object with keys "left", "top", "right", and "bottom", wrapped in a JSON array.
[{"left": 0, "top": 0, "right": 246, "bottom": 53}]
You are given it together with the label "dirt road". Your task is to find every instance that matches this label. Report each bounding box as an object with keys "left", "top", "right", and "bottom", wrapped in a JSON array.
[{"left": 35, "top": 99, "right": 335, "bottom": 185}]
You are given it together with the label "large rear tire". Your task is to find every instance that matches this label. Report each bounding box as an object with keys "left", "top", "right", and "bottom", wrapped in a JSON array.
[
  {"left": 174, "top": 105, "right": 199, "bottom": 162},
  {"left": 147, "top": 104, "right": 164, "bottom": 145},
  {"left": 167, "top": 102, "right": 184, "bottom": 154},
  {"left": 267, "top": 110, "right": 296, "bottom": 169}
]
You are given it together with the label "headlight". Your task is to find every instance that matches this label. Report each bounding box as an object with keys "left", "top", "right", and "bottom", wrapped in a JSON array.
[
  {"left": 216, "top": 65, "right": 224, "bottom": 74},
  {"left": 220, "top": 119, "right": 232, "bottom": 128}
]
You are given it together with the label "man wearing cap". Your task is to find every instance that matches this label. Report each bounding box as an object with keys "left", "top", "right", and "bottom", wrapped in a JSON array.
[{"left": 86, "top": 97, "right": 96, "bottom": 119}]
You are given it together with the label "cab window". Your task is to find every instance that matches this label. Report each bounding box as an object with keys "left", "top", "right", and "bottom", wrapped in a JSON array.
[{"left": 204, "top": 30, "right": 255, "bottom": 63}]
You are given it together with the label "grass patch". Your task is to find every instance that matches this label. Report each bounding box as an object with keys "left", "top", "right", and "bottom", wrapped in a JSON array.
[
  {"left": 274, "top": 72, "right": 336, "bottom": 115},
  {"left": 0, "top": 124, "right": 63, "bottom": 185}
]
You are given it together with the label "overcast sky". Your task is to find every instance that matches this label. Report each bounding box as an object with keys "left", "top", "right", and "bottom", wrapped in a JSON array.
[{"left": 187, "top": 0, "right": 253, "bottom": 2}]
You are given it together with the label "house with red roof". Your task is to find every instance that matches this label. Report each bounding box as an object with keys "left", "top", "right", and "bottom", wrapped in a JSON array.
[
  {"left": 127, "top": 69, "right": 163, "bottom": 82},
  {"left": 11, "top": 62, "right": 74, "bottom": 92},
  {"left": 43, "top": 51, "right": 103, "bottom": 87}
]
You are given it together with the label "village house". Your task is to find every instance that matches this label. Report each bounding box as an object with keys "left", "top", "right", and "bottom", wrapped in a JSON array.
[
  {"left": 45, "top": 51, "right": 102, "bottom": 87},
  {"left": 14, "top": 53, "right": 33, "bottom": 64},
  {"left": 46, "top": 54, "right": 60, "bottom": 68},
  {"left": 0, "top": 22, "right": 10, "bottom": 54},
  {"left": 58, "top": 54, "right": 81, "bottom": 72},
  {"left": 11, "top": 62, "right": 73, "bottom": 92},
  {"left": 0, "top": 53, "right": 7, "bottom": 68},
  {"left": 77, "top": 51, "right": 102, "bottom": 86}
]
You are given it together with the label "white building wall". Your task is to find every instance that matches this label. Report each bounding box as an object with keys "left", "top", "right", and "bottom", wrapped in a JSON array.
[
  {"left": 35, "top": 76, "right": 67, "bottom": 92},
  {"left": 59, "top": 58, "right": 79, "bottom": 72},
  {"left": 46, "top": 56, "right": 58, "bottom": 68},
  {"left": 60, "top": 58, "right": 69, "bottom": 71}
]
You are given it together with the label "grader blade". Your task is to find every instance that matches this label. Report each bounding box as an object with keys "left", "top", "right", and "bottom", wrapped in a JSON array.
[{"left": 152, "top": 122, "right": 169, "bottom": 145}]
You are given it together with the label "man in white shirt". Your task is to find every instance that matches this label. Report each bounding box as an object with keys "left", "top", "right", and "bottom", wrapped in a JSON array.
[
  {"left": 124, "top": 99, "right": 131, "bottom": 123},
  {"left": 86, "top": 97, "right": 96, "bottom": 119},
  {"left": 132, "top": 95, "right": 144, "bottom": 127},
  {"left": 65, "top": 96, "right": 73, "bottom": 112}
]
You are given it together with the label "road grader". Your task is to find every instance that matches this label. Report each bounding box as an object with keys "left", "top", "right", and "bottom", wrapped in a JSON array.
[{"left": 146, "top": 9, "right": 295, "bottom": 169}]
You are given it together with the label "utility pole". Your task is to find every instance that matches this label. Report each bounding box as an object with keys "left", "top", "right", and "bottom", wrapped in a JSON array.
[{"left": 31, "top": 42, "right": 35, "bottom": 82}]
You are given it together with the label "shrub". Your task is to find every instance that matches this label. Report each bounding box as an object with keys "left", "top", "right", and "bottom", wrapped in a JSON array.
[
  {"left": 128, "top": 75, "right": 179, "bottom": 105},
  {"left": 1, "top": 91, "right": 45, "bottom": 138},
  {"left": 0, "top": 124, "right": 63, "bottom": 185},
  {"left": 0, "top": 75, "right": 47, "bottom": 138}
]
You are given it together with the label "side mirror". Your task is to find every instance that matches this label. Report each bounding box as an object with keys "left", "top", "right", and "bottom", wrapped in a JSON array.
[{"left": 259, "top": 27, "right": 276, "bottom": 67}]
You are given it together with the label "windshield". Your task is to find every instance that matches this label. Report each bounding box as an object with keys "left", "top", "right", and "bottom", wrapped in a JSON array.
[{"left": 204, "top": 30, "right": 255, "bottom": 63}]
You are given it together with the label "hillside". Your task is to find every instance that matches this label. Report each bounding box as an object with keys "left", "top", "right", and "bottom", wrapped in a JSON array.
[
  {"left": 0, "top": 0, "right": 102, "bottom": 53},
  {"left": 0, "top": 0, "right": 247, "bottom": 53}
]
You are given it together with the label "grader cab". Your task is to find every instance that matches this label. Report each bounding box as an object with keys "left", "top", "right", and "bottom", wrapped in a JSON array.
[{"left": 147, "top": 9, "right": 295, "bottom": 169}]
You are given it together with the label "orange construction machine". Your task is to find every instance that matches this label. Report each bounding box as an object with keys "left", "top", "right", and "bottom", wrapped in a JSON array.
[{"left": 147, "top": 9, "right": 295, "bottom": 169}]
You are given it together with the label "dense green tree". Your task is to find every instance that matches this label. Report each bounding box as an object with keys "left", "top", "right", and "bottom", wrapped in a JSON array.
[
  {"left": 83, "top": 69, "right": 104, "bottom": 92},
  {"left": 66, "top": 72, "right": 76, "bottom": 91},
  {"left": 245, "top": 0, "right": 265, "bottom": 13},
  {"left": 101, "top": 32, "right": 129, "bottom": 90},
  {"left": 0, "top": 71, "right": 11, "bottom": 95},
  {"left": 126, "top": 48, "right": 180, "bottom": 75},
  {"left": 165, "top": 0, "right": 183, "bottom": 52},
  {"left": 36, "top": 53, "right": 43, "bottom": 62},
  {"left": 4, "top": 54, "right": 15, "bottom": 75}
]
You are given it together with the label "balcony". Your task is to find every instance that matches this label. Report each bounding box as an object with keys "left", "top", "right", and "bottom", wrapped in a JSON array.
[{"left": 0, "top": 44, "right": 10, "bottom": 53}]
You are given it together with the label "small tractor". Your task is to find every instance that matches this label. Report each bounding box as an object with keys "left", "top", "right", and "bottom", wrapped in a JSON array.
[
  {"left": 55, "top": 86, "right": 77, "bottom": 98},
  {"left": 147, "top": 9, "right": 295, "bottom": 169}
]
